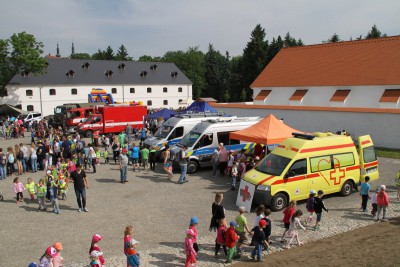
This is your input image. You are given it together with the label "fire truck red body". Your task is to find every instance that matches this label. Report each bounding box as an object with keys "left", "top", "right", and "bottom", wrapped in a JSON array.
[{"left": 78, "top": 104, "right": 147, "bottom": 137}]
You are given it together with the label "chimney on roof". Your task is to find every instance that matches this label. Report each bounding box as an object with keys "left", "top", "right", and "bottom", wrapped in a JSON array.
[
  {"left": 66, "top": 69, "right": 75, "bottom": 77},
  {"left": 170, "top": 71, "right": 178, "bottom": 78},
  {"left": 21, "top": 71, "right": 29, "bottom": 77},
  {"left": 56, "top": 43, "right": 61, "bottom": 57},
  {"left": 140, "top": 71, "right": 148, "bottom": 77}
]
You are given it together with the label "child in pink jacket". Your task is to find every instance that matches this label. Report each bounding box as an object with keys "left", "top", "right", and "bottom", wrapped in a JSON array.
[
  {"left": 13, "top": 177, "right": 26, "bottom": 204},
  {"left": 185, "top": 229, "right": 197, "bottom": 267},
  {"left": 376, "top": 184, "right": 389, "bottom": 222}
]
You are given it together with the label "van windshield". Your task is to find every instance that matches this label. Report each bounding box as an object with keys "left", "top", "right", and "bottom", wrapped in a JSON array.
[
  {"left": 256, "top": 153, "right": 292, "bottom": 176},
  {"left": 154, "top": 126, "right": 172, "bottom": 139},
  {"left": 180, "top": 131, "right": 201, "bottom": 148}
]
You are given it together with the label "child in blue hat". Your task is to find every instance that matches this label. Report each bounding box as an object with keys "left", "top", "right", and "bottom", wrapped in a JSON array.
[{"left": 189, "top": 216, "right": 199, "bottom": 252}]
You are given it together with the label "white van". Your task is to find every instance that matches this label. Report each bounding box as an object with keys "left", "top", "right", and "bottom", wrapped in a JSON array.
[
  {"left": 23, "top": 112, "right": 42, "bottom": 126},
  {"left": 144, "top": 113, "right": 229, "bottom": 154},
  {"left": 171, "top": 117, "right": 260, "bottom": 173}
]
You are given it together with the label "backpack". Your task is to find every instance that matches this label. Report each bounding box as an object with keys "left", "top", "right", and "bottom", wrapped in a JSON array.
[
  {"left": 8, "top": 153, "right": 14, "bottom": 163},
  {"left": 0, "top": 154, "right": 5, "bottom": 165},
  {"left": 112, "top": 143, "right": 118, "bottom": 150},
  {"left": 17, "top": 150, "right": 23, "bottom": 160}
]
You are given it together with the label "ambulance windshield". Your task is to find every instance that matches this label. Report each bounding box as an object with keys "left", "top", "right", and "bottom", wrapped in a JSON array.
[{"left": 256, "top": 153, "right": 291, "bottom": 176}]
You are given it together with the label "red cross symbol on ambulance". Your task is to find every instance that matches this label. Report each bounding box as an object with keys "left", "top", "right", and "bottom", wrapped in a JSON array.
[
  {"left": 240, "top": 186, "right": 251, "bottom": 202},
  {"left": 330, "top": 163, "right": 345, "bottom": 185}
]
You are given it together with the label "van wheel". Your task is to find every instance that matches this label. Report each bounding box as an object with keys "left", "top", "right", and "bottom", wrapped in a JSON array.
[
  {"left": 341, "top": 180, "right": 353, "bottom": 196},
  {"left": 187, "top": 161, "right": 199, "bottom": 174},
  {"left": 85, "top": 130, "right": 93, "bottom": 138},
  {"left": 270, "top": 193, "right": 288, "bottom": 211}
]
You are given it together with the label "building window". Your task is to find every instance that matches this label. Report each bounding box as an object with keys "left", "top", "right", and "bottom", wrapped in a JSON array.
[
  {"left": 26, "top": 89, "right": 33, "bottom": 96},
  {"left": 179, "top": 99, "right": 183, "bottom": 103},
  {"left": 178, "top": 87, "right": 183, "bottom": 93},
  {"left": 71, "top": 88, "right": 78, "bottom": 95},
  {"left": 289, "top": 90, "right": 308, "bottom": 101},
  {"left": 15, "top": 104, "right": 22, "bottom": 109},
  {"left": 163, "top": 100, "right": 168, "bottom": 105},
  {"left": 3, "top": 88, "right": 8, "bottom": 96},
  {"left": 330, "top": 89, "right": 351, "bottom": 102},
  {"left": 130, "top": 88, "right": 135, "bottom": 94},
  {"left": 254, "top": 90, "right": 271, "bottom": 101},
  {"left": 49, "top": 89, "right": 56, "bottom": 96},
  {"left": 111, "top": 88, "right": 117, "bottom": 94},
  {"left": 147, "top": 100, "right": 152, "bottom": 106},
  {"left": 379, "top": 89, "right": 400, "bottom": 103},
  {"left": 147, "top": 87, "right": 152, "bottom": 93},
  {"left": 27, "top": 105, "right": 34, "bottom": 111},
  {"left": 163, "top": 87, "right": 168, "bottom": 93}
]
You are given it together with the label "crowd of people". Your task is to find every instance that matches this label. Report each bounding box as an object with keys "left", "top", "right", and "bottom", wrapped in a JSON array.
[{"left": 0, "top": 114, "right": 398, "bottom": 266}]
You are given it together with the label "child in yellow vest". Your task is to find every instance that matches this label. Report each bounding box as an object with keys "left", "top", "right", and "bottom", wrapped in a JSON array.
[
  {"left": 25, "top": 177, "right": 36, "bottom": 201},
  {"left": 58, "top": 175, "right": 68, "bottom": 200},
  {"left": 96, "top": 148, "right": 101, "bottom": 166},
  {"left": 103, "top": 149, "right": 109, "bottom": 164},
  {"left": 37, "top": 179, "right": 47, "bottom": 212}
]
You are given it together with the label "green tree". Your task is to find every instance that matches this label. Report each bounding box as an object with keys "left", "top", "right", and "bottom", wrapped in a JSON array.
[
  {"left": 365, "top": 24, "right": 386, "bottom": 39},
  {"left": 162, "top": 47, "right": 206, "bottom": 99},
  {"left": 241, "top": 24, "right": 269, "bottom": 100},
  {"left": 138, "top": 55, "right": 154, "bottom": 62},
  {"left": 70, "top": 52, "right": 91, "bottom": 59},
  {"left": 92, "top": 49, "right": 107, "bottom": 60},
  {"left": 105, "top": 46, "right": 115, "bottom": 60},
  {"left": 204, "top": 44, "right": 226, "bottom": 100},
  {"left": 228, "top": 55, "right": 243, "bottom": 102},
  {"left": 0, "top": 32, "right": 47, "bottom": 96},
  {"left": 115, "top": 44, "right": 132, "bottom": 61},
  {"left": 327, "top": 33, "right": 341, "bottom": 43}
]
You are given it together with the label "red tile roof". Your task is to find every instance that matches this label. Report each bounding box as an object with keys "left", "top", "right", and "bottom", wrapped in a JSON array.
[
  {"left": 251, "top": 36, "right": 400, "bottom": 88},
  {"left": 379, "top": 89, "right": 400, "bottom": 102}
]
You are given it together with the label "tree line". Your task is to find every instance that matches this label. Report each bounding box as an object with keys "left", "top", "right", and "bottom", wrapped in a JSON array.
[{"left": 0, "top": 24, "right": 387, "bottom": 100}]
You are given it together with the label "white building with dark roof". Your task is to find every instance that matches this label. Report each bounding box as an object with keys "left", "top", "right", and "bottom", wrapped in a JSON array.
[{"left": 2, "top": 58, "right": 193, "bottom": 116}]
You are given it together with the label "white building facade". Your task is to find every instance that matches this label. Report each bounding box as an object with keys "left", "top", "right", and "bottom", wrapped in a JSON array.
[{"left": 2, "top": 58, "right": 193, "bottom": 116}]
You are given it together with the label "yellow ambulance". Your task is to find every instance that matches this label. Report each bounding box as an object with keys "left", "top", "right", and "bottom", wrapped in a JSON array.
[{"left": 239, "top": 132, "right": 379, "bottom": 211}]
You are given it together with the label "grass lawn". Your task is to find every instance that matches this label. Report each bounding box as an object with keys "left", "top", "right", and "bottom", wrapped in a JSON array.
[{"left": 376, "top": 147, "right": 400, "bottom": 159}]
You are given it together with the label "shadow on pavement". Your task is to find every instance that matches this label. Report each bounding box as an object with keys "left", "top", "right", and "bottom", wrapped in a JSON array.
[{"left": 95, "top": 178, "right": 120, "bottom": 183}]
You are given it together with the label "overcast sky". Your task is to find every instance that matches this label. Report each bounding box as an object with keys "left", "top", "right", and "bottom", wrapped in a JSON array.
[{"left": 2, "top": 0, "right": 399, "bottom": 59}]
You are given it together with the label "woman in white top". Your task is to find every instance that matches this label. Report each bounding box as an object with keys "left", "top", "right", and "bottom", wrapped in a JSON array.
[
  {"left": 30, "top": 143, "right": 38, "bottom": 172},
  {"left": 284, "top": 210, "right": 307, "bottom": 249}
]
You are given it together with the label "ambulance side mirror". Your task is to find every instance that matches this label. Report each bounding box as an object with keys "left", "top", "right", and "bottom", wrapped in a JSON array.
[{"left": 285, "top": 171, "right": 295, "bottom": 179}]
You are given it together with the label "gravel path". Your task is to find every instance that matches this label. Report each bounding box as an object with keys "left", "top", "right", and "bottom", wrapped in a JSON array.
[{"left": 0, "top": 136, "right": 399, "bottom": 267}]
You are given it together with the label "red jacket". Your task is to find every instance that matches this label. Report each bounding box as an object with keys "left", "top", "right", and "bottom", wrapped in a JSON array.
[
  {"left": 377, "top": 191, "right": 389, "bottom": 207},
  {"left": 225, "top": 227, "right": 239, "bottom": 248}
]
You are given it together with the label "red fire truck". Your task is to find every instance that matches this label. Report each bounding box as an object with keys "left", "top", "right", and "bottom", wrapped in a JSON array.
[{"left": 78, "top": 104, "right": 147, "bottom": 137}]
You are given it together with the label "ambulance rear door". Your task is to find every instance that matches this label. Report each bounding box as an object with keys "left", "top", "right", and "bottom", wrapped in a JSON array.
[{"left": 358, "top": 135, "right": 379, "bottom": 182}]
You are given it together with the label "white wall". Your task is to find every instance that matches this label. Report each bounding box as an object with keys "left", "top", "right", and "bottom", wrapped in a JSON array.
[
  {"left": 254, "top": 85, "right": 400, "bottom": 108},
  {"left": 215, "top": 106, "right": 400, "bottom": 149},
  {"left": 1, "top": 84, "right": 192, "bottom": 116}
]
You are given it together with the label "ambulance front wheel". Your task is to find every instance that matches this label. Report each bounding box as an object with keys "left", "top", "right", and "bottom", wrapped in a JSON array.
[
  {"left": 340, "top": 180, "right": 353, "bottom": 196},
  {"left": 270, "top": 193, "right": 288, "bottom": 211}
]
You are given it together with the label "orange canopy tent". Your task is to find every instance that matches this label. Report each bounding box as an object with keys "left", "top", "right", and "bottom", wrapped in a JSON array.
[{"left": 229, "top": 114, "right": 302, "bottom": 144}]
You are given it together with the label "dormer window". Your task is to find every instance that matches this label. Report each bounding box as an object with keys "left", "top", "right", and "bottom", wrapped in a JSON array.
[
  {"left": 170, "top": 71, "right": 178, "bottom": 77},
  {"left": 118, "top": 63, "right": 126, "bottom": 70},
  {"left": 81, "top": 62, "right": 90, "bottom": 69},
  {"left": 105, "top": 70, "right": 113, "bottom": 77},
  {"left": 150, "top": 64, "right": 158, "bottom": 70},
  {"left": 21, "top": 71, "right": 29, "bottom": 77},
  {"left": 66, "top": 69, "right": 75, "bottom": 77},
  {"left": 140, "top": 71, "right": 148, "bottom": 77}
]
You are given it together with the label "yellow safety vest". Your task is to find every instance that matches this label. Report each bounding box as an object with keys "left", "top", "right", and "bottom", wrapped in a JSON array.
[
  {"left": 26, "top": 182, "right": 36, "bottom": 194},
  {"left": 396, "top": 171, "right": 400, "bottom": 187},
  {"left": 37, "top": 186, "right": 47, "bottom": 198}
]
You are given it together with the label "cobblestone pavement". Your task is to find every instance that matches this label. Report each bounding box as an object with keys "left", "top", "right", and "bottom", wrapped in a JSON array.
[{"left": 0, "top": 136, "right": 399, "bottom": 266}]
